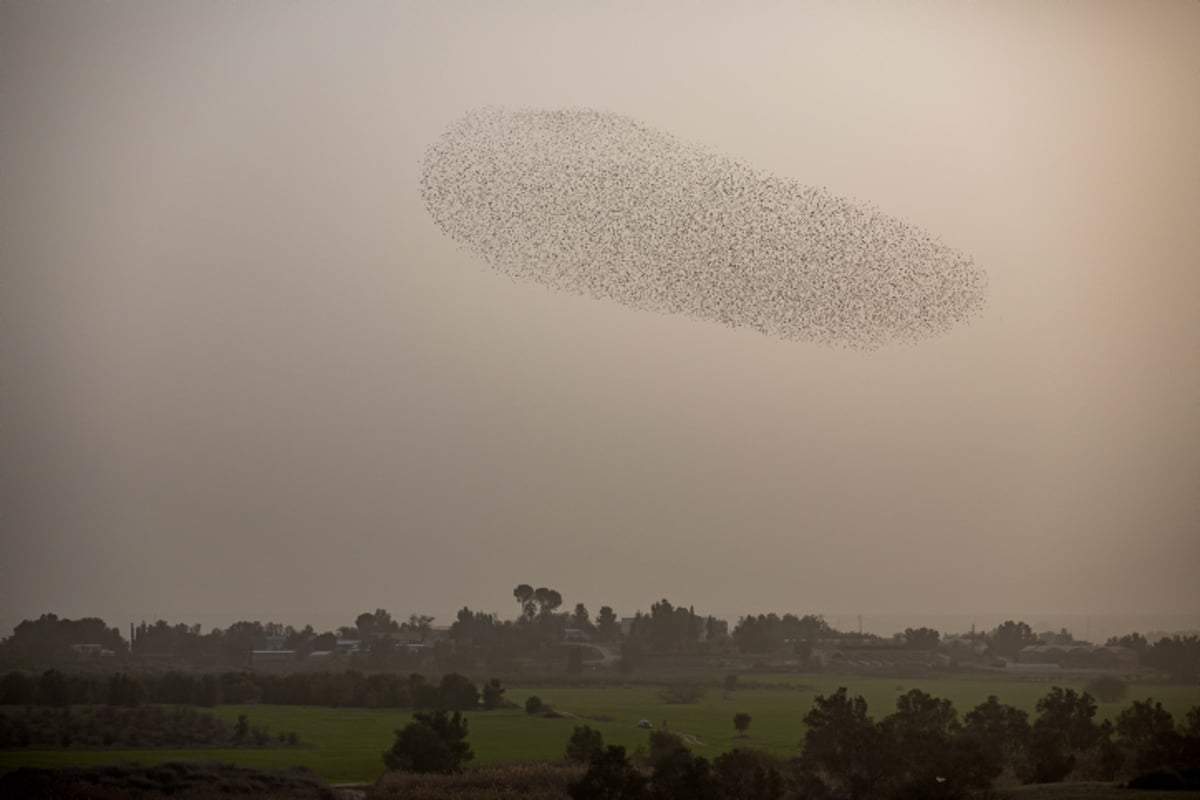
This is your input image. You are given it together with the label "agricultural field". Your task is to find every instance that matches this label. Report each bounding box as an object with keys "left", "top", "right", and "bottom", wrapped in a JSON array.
[{"left": 1, "top": 674, "right": 1197, "bottom": 783}]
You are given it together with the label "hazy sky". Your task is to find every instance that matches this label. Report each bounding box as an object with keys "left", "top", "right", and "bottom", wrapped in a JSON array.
[{"left": 2, "top": 1, "right": 1198, "bottom": 637}]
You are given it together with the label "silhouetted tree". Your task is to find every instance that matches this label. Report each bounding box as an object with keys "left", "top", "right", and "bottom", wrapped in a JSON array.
[
  {"left": 963, "top": 695, "right": 1030, "bottom": 780},
  {"left": 713, "top": 748, "right": 787, "bottom": 800},
  {"left": 568, "top": 745, "right": 647, "bottom": 800},
  {"left": 356, "top": 609, "right": 399, "bottom": 635},
  {"left": 1116, "top": 699, "right": 1179, "bottom": 772},
  {"left": 514, "top": 584, "right": 535, "bottom": 619},
  {"left": 650, "top": 747, "right": 721, "bottom": 800},
  {"left": 36, "top": 670, "right": 71, "bottom": 708},
  {"left": 382, "top": 711, "right": 472, "bottom": 773},
  {"left": 1, "top": 672, "right": 34, "bottom": 705},
  {"left": 1019, "top": 687, "right": 1100, "bottom": 783},
  {"left": 799, "top": 688, "right": 887, "bottom": 799},
  {"left": 405, "top": 615, "right": 434, "bottom": 640},
  {"left": 481, "top": 678, "right": 505, "bottom": 710},
  {"left": 902, "top": 627, "right": 940, "bottom": 649},
  {"left": 435, "top": 673, "right": 479, "bottom": 711},
  {"left": 989, "top": 620, "right": 1038, "bottom": 659},
  {"left": 533, "top": 587, "right": 563, "bottom": 617},
  {"left": 733, "top": 712, "right": 751, "bottom": 737},
  {"left": 595, "top": 606, "right": 621, "bottom": 641},
  {"left": 566, "top": 724, "right": 605, "bottom": 763},
  {"left": 106, "top": 673, "right": 141, "bottom": 707},
  {"left": 571, "top": 603, "right": 595, "bottom": 634}
]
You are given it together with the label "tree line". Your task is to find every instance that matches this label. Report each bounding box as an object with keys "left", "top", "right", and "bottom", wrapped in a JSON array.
[
  {"left": 383, "top": 687, "right": 1200, "bottom": 799},
  {"left": 0, "top": 705, "right": 299, "bottom": 749},
  {"left": 0, "top": 668, "right": 508, "bottom": 711},
  {"left": 4, "top": 598, "right": 1198, "bottom": 681}
]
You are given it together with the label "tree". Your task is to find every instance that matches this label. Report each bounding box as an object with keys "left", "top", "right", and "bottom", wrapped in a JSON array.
[
  {"left": 648, "top": 729, "right": 687, "bottom": 765},
  {"left": 1107, "top": 632, "right": 1149, "bottom": 652},
  {"left": 0, "top": 672, "right": 33, "bottom": 705},
  {"left": 903, "top": 627, "right": 941, "bottom": 649},
  {"left": 568, "top": 745, "right": 648, "bottom": 800},
  {"left": 481, "top": 678, "right": 505, "bottom": 710},
  {"left": 880, "top": 688, "right": 991, "bottom": 794},
  {"left": 566, "top": 724, "right": 605, "bottom": 763},
  {"left": 514, "top": 584, "right": 535, "bottom": 619},
  {"left": 311, "top": 632, "right": 337, "bottom": 651},
  {"left": 1116, "top": 699, "right": 1179, "bottom": 772},
  {"left": 525, "top": 695, "right": 545, "bottom": 714},
  {"left": 406, "top": 615, "right": 434, "bottom": 640},
  {"left": 595, "top": 606, "right": 621, "bottom": 642},
  {"left": 36, "top": 669, "right": 71, "bottom": 707},
  {"left": 963, "top": 695, "right": 1030, "bottom": 780},
  {"left": 382, "top": 710, "right": 472, "bottom": 773},
  {"left": 1035, "top": 687, "right": 1100, "bottom": 751},
  {"left": 533, "top": 587, "right": 563, "bottom": 617},
  {"left": 436, "top": 673, "right": 479, "bottom": 711},
  {"left": 356, "top": 608, "right": 399, "bottom": 635},
  {"left": 733, "top": 712, "right": 752, "bottom": 737},
  {"left": 1019, "top": 687, "right": 1100, "bottom": 783},
  {"left": 650, "top": 747, "right": 722, "bottom": 800},
  {"left": 571, "top": 603, "right": 595, "bottom": 633},
  {"left": 4, "top": 614, "right": 127, "bottom": 660},
  {"left": 798, "top": 688, "right": 887, "bottom": 799},
  {"left": 989, "top": 620, "right": 1038, "bottom": 659},
  {"left": 106, "top": 673, "right": 142, "bottom": 707},
  {"left": 731, "top": 615, "right": 772, "bottom": 654},
  {"left": 1144, "top": 635, "right": 1200, "bottom": 682},
  {"left": 713, "top": 749, "right": 787, "bottom": 800}
]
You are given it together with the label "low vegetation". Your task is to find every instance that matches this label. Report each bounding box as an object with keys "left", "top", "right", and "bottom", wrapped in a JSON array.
[
  {"left": 0, "top": 705, "right": 299, "bottom": 749},
  {"left": 370, "top": 763, "right": 582, "bottom": 800},
  {"left": 0, "top": 761, "right": 334, "bottom": 799}
]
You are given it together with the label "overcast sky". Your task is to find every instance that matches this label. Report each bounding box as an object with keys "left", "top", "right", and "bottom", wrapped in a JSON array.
[{"left": 2, "top": 1, "right": 1198, "bottom": 638}]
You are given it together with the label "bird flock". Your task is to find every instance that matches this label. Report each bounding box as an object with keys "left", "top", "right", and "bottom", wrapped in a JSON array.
[{"left": 420, "top": 107, "right": 986, "bottom": 348}]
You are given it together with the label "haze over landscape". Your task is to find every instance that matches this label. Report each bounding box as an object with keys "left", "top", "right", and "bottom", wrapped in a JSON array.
[{"left": 3, "top": 1, "right": 1199, "bottom": 640}]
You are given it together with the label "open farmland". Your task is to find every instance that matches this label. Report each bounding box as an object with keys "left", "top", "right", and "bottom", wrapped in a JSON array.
[{"left": 2, "top": 674, "right": 1197, "bottom": 783}]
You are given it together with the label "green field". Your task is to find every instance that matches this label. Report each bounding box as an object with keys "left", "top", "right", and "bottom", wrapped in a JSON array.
[{"left": 2, "top": 674, "right": 1197, "bottom": 783}]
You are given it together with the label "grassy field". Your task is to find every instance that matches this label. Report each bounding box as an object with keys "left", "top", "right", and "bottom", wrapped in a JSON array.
[{"left": 1, "top": 674, "right": 1197, "bottom": 783}]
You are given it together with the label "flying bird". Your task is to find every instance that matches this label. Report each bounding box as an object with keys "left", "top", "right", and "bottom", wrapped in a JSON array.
[{"left": 420, "top": 107, "right": 987, "bottom": 348}]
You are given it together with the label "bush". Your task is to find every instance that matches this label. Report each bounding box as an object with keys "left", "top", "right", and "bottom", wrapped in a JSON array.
[
  {"left": 650, "top": 748, "right": 722, "bottom": 799},
  {"left": 647, "top": 729, "right": 687, "bottom": 766},
  {"left": 383, "top": 711, "right": 473, "bottom": 774},
  {"left": 481, "top": 678, "right": 505, "bottom": 710},
  {"left": 566, "top": 725, "right": 605, "bottom": 764},
  {"left": 525, "top": 695, "right": 545, "bottom": 714},
  {"left": 568, "top": 745, "right": 647, "bottom": 800},
  {"left": 713, "top": 749, "right": 789, "bottom": 800}
]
